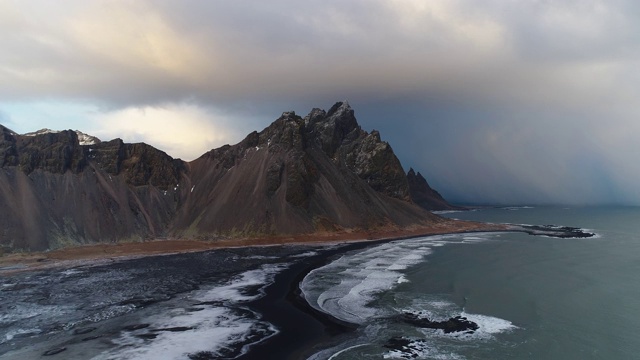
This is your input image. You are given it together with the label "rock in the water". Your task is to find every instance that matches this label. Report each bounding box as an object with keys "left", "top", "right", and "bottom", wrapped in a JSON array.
[
  {"left": 402, "top": 312, "right": 479, "bottom": 333},
  {"left": 514, "top": 224, "right": 595, "bottom": 238}
]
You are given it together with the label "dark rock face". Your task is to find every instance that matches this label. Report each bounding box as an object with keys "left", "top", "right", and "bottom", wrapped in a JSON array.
[
  {"left": 407, "top": 168, "right": 461, "bottom": 211},
  {"left": 88, "top": 139, "right": 186, "bottom": 190},
  {"left": 402, "top": 312, "right": 479, "bottom": 333},
  {"left": 305, "top": 102, "right": 409, "bottom": 200},
  {"left": 16, "top": 130, "right": 87, "bottom": 174},
  {"left": 0, "top": 125, "right": 19, "bottom": 167},
  {"left": 0, "top": 102, "right": 450, "bottom": 251}
]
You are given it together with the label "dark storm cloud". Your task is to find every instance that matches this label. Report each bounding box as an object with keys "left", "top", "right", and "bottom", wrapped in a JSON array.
[{"left": 1, "top": 0, "right": 639, "bottom": 204}]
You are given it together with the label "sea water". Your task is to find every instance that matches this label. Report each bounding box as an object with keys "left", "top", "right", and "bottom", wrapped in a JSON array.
[{"left": 302, "top": 206, "right": 640, "bottom": 359}]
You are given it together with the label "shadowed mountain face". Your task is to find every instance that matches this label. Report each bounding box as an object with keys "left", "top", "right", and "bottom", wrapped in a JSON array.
[
  {"left": 407, "top": 168, "right": 463, "bottom": 211},
  {"left": 0, "top": 102, "right": 456, "bottom": 252}
]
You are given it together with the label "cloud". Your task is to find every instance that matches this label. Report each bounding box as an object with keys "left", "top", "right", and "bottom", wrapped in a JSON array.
[
  {"left": 1, "top": 0, "right": 639, "bottom": 204},
  {"left": 89, "top": 104, "right": 237, "bottom": 161}
]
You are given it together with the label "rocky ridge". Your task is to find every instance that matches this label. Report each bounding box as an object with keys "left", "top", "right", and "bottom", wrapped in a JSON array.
[
  {"left": 0, "top": 102, "right": 457, "bottom": 252},
  {"left": 407, "top": 168, "right": 462, "bottom": 211}
]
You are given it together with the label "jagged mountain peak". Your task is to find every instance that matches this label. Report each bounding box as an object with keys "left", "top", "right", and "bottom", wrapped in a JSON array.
[{"left": 407, "top": 168, "right": 461, "bottom": 211}]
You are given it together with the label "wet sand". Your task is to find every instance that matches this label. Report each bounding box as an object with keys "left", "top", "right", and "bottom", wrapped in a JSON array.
[{"left": 0, "top": 219, "right": 506, "bottom": 274}]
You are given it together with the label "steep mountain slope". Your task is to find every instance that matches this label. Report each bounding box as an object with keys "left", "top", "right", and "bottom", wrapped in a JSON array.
[
  {"left": 0, "top": 102, "right": 456, "bottom": 252},
  {"left": 407, "top": 168, "right": 463, "bottom": 211}
]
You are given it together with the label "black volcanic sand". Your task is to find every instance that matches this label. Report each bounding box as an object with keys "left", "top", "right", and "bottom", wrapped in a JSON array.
[{"left": 236, "top": 240, "right": 388, "bottom": 360}]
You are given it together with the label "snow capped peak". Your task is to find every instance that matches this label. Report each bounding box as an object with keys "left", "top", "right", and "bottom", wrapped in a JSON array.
[
  {"left": 23, "top": 128, "right": 59, "bottom": 137},
  {"left": 22, "top": 128, "right": 101, "bottom": 145}
]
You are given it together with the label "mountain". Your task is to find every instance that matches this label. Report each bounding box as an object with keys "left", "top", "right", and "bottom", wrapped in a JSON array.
[
  {"left": 407, "top": 168, "right": 463, "bottom": 211},
  {"left": 0, "top": 102, "right": 457, "bottom": 252}
]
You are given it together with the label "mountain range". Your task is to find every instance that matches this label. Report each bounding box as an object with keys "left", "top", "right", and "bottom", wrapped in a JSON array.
[{"left": 0, "top": 101, "right": 458, "bottom": 252}]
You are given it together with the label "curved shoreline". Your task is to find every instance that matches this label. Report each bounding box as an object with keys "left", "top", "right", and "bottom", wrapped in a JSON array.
[{"left": 237, "top": 223, "right": 596, "bottom": 360}]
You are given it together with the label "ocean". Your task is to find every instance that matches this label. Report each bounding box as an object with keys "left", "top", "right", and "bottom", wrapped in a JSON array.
[
  {"left": 1, "top": 206, "right": 639, "bottom": 359},
  {"left": 301, "top": 206, "right": 640, "bottom": 359}
]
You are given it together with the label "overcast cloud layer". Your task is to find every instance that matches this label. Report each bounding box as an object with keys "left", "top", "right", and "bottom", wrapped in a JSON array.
[{"left": 1, "top": 0, "right": 639, "bottom": 205}]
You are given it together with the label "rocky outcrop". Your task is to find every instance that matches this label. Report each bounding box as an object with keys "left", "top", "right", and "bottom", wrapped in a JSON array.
[
  {"left": 0, "top": 102, "right": 454, "bottom": 251},
  {"left": 88, "top": 139, "right": 186, "bottom": 190},
  {"left": 407, "top": 168, "right": 461, "bottom": 211},
  {"left": 305, "top": 102, "right": 410, "bottom": 200}
]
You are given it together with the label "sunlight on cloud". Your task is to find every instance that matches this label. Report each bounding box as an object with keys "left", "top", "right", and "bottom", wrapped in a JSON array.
[
  {"left": 68, "top": 2, "right": 205, "bottom": 80},
  {"left": 91, "top": 104, "right": 233, "bottom": 161}
]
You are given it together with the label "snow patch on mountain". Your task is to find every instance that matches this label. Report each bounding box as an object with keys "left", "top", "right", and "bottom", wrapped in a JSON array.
[{"left": 22, "top": 129, "right": 101, "bottom": 145}]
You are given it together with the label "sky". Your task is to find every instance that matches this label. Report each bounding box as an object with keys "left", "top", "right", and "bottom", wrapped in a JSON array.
[{"left": 1, "top": 0, "right": 639, "bottom": 205}]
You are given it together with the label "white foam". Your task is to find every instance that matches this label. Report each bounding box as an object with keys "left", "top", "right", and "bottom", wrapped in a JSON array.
[
  {"left": 403, "top": 296, "right": 517, "bottom": 341},
  {"left": 383, "top": 338, "right": 463, "bottom": 360},
  {"left": 301, "top": 234, "right": 491, "bottom": 324},
  {"left": 93, "top": 263, "right": 289, "bottom": 360},
  {"left": 413, "top": 310, "right": 518, "bottom": 341},
  {"left": 93, "top": 307, "right": 275, "bottom": 360},
  {"left": 581, "top": 228, "right": 602, "bottom": 239},
  {"left": 460, "top": 311, "right": 517, "bottom": 337},
  {"left": 61, "top": 268, "right": 83, "bottom": 276},
  {"left": 291, "top": 250, "right": 320, "bottom": 258},
  {"left": 195, "top": 263, "right": 288, "bottom": 303}
]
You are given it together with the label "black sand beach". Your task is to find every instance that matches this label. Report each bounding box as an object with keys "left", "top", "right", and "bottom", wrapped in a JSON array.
[{"left": 236, "top": 241, "right": 386, "bottom": 360}]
